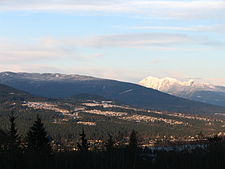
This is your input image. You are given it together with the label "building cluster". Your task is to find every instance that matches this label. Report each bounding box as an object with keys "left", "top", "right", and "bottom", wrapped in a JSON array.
[
  {"left": 120, "top": 114, "right": 186, "bottom": 125},
  {"left": 22, "top": 101, "right": 69, "bottom": 114},
  {"left": 84, "top": 110, "right": 128, "bottom": 117}
]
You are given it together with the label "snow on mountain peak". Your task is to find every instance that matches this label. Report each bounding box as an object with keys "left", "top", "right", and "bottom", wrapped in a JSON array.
[
  {"left": 139, "top": 76, "right": 225, "bottom": 107},
  {"left": 139, "top": 76, "right": 218, "bottom": 95},
  {"left": 140, "top": 76, "right": 197, "bottom": 91}
]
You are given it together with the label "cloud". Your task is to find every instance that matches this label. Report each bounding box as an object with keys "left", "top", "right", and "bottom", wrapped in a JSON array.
[
  {"left": 0, "top": 0, "right": 129, "bottom": 13},
  {"left": 129, "top": 24, "right": 225, "bottom": 34},
  {"left": 0, "top": 64, "right": 63, "bottom": 73},
  {"left": 151, "top": 59, "right": 162, "bottom": 64},
  {"left": 80, "top": 33, "right": 224, "bottom": 49},
  {"left": 0, "top": 32, "right": 222, "bottom": 66},
  {"left": 0, "top": 0, "right": 225, "bottom": 20},
  {"left": 130, "top": 0, "right": 225, "bottom": 19},
  {"left": 82, "top": 33, "right": 194, "bottom": 48},
  {"left": 0, "top": 37, "right": 70, "bottom": 63},
  {"left": 0, "top": 37, "right": 102, "bottom": 64}
]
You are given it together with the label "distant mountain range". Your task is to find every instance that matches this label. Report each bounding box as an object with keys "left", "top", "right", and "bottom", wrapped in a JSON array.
[
  {"left": 0, "top": 72, "right": 225, "bottom": 114},
  {"left": 1, "top": 73, "right": 225, "bottom": 139},
  {"left": 139, "top": 76, "right": 225, "bottom": 107}
]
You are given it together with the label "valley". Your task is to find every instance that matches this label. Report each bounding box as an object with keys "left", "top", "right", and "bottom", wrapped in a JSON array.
[
  {"left": 1, "top": 96, "right": 225, "bottom": 146},
  {"left": 0, "top": 73, "right": 225, "bottom": 148}
]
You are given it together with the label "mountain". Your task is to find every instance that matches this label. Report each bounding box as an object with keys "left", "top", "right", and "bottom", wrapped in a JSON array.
[
  {"left": 0, "top": 79, "right": 225, "bottom": 139},
  {"left": 139, "top": 76, "right": 225, "bottom": 107},
  {"left": 0, "top": 72, "right": 225, "bottom": 114},
  {"left": 0, "top": 83, "right": 32, "bottom": 101}
]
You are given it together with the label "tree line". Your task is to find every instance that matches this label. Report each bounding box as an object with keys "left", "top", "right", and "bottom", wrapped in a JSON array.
[{"left": 1, "top": 113, "right": 225, "bottom": 169}]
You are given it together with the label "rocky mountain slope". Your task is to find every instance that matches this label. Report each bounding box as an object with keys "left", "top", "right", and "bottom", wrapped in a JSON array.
[{"left": 139, "top": 76, "right": 225, "bottom": 107}]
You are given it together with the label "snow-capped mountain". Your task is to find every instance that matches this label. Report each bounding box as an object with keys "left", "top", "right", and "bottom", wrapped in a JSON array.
[
  {"left": 1, "top": 72, "right": 225, "bottom": 114},
  {"left": 139, "top": 76, "right": 225, "bottom": 107},
  {"left": 139, "top": 76, "right": 221, "bottom": 95}
]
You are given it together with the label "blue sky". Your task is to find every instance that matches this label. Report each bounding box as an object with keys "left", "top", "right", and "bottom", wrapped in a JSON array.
[{"left": 0, "top": 0, "right": 225, "bottom": 84}]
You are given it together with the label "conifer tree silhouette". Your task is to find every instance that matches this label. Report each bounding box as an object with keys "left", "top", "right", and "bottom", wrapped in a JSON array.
[
  {"left": 8, "top": 112, "right": 21, "bottom": 152},
  {"left": 129, "top": 130, "right": 138, "bottom": 150},
  {"left": 77, "top": 129, "right": 89, "bottom": 151},
  {"left": 27, "top": 115, "right": 51, "bottom": 154},
  {"left": 0, "top": 129, "right": 8, "bottom": 152},
  {"left": 128, "top": 130, "right": 138, "bottom": 169},
  {"left": 105, "top": 134, "right": 115, "bottom": 152}
]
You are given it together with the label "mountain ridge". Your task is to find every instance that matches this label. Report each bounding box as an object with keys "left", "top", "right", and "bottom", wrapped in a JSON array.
[{"left": 0, "top": 72, "right": 225, "bottom": 114}]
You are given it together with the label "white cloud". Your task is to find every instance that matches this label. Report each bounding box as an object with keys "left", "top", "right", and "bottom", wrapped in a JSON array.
[
  {"left": 0, "top": 64, "right": 63, "bottom": 73},
  {"left": 0, "top": 32, "right": 222, "bottom": 65},
  {"left": 129, "top": 24, "right": 225, "bottom": 34},
  {"left": 0, "top": 38, "right": 70, "bottom": 63},
  {"left": 0, "top": 37, "right": 103, "bottom": 64},
  {"left": 81, "top": 33, "right": 194, "bottom": 48},
  {"left": 79, "top": 33, "right": 224, "bottom": 49},
  {"left": 0, "top": 0, "right": 224, "bottom": 20},
  {"left": 130, "top": 0, "right": 225, "bottom": 19}
]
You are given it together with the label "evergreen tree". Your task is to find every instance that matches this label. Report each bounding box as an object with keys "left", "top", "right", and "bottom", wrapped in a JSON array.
[
  {"left": 8, "top": 112, "right": 21, "bottom": 152},
  {"left": 116, "top": 131, "right": 126, "bottom": 147},
  {"left": 27, "top": 115, "right": 51, "bottom": 154},
  {"left": 105, "top": 134, "right": 115, "bottom": 152},
  {"left": 0, "top": 129, "right": 8, "bottom": 152},
  {"left": 128, "top": 130, "right": 138, "bottom": 150},
  {"left": 128, "top": 130, "right": 138, "bottom": 169},
  {"left": 77, "top": 129, "right": 89, "bottom": 151}
]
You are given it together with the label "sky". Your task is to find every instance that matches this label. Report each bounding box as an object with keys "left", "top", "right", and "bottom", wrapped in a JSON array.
[{"left": 0, "top": 0, "right": 225, "bottom": 85}]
